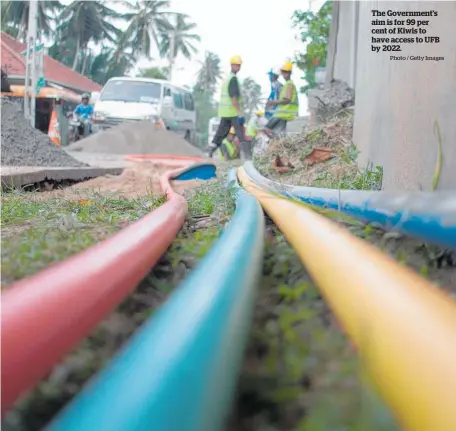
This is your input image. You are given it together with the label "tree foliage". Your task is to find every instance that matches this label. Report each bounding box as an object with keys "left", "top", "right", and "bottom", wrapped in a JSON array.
[
  {"left": 57, "top": 1, "right": 121, "bottom": 70},
  {"left": 193, "top": 87, "right": 217, "bottom": 148},
  {"left": 138, "top": 67, "right": 169, "bottom": 80},
  {"left": 158, "top": 13, "right": 200, "bottom": 61},
  {"left": 196, "top": 51, "right": 222, "bottom": 94},
  {"left": 241, "top": 77, "right": 262, "bottom": 119},
  {"left": 192, "top": 51, "right": 222, "bottom": 147},
  {"left": 120, "top": 0, "right": 172, "bottom": 59},
  {"left": 292, "top": 0, "right": 332, "bottom": 93},
  {"left": 1, "top": 1, "right": 63, "bottom": 42},
  {"left": 3, "top": 0, "right": 200, "bottom": 87}
]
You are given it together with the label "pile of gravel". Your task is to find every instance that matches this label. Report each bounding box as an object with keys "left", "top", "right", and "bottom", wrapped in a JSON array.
[
  {"left": 1, "top": 98, "right": 86, "bottom": 167},
  {"left": 67, "top": 121, "right": 203, "bottom": 157}
]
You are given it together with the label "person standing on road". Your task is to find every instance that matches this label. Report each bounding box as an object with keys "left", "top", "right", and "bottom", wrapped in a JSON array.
[
  {"left": 208, "top": 56, "right": 250, "bottom": 160},
  {"left": 265, "top": 67, "right": 282, "bottom": 119},
  {"left": 264, "top": 61, "right": 299, "bottom": 137}
]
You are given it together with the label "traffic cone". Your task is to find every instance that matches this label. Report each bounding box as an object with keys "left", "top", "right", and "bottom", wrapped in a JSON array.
[{"left": 48, "top": 109, "right": 61, "bottom": 146}]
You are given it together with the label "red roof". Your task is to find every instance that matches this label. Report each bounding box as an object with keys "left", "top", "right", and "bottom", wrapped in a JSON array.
[{"left": 1, "top": 32, "right": 101, "bottom": 92}]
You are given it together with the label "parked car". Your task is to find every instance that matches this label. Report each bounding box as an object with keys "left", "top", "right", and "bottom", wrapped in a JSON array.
[{"left": 92, "top": 77, "right": 196, "bottom": 143}]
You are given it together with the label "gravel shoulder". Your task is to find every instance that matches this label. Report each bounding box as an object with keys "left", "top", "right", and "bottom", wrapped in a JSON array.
[{"left": 1, "top": 98, "right": 86, "bottom": 168}]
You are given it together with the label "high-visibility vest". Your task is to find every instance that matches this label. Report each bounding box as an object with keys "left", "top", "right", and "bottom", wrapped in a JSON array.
[
  {"left": 218, "top": 73, "right": 243, "bottom": 118},
  {"left": 246, "top": 117, "right": 259, "bottom": 138},
  {"left": 219, "top": 138, "right": 237, "bottom": 160},
  {"left": 273, "top": 80, "right": 299, "bottom": 121}
]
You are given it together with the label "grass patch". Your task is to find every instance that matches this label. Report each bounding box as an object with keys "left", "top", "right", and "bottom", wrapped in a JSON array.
[
  {"left": 1, "top": 190, "right": 166, "bottom": 287},
  {"left": 228, "top": 229, "right": 400, "bottom": 431},
  {"left": 2, "top": 181, "right": 227, "bottom": 430}
]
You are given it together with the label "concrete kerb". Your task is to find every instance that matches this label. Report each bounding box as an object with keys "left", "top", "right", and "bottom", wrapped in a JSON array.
[{"left": 1, "top": 166, "right": 124, "bottom": 190}]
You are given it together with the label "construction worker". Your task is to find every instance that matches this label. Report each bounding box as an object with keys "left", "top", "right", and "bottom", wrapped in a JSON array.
[
  {"left": 245, "top": 110, "right": 264, "bottom": 140},
  {"left": 208, "top": 55, "right": 250, "bottom": 160},
  {"left": 218, "top": 126, "right": 238, "bottom": 160},
  {"left": 264, "top": 61, "right": 299, "bottom": 137},
  {"left": 265, "top": 67, "right": 282, "bottom": 119}
]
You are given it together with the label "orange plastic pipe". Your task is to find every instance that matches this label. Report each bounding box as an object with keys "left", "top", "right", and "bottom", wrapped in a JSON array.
[
  {"left": 125, "top": 154, "right": 207, "bottom": 166},
  {"left": 237, "top": 167, "right": 456, "bottom": 431},
  {"left": 1, "top": 160, "right": 199, "bottom": 415}
]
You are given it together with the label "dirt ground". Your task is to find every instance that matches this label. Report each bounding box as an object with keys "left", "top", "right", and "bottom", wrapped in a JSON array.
[
  {"left": 26, "top": 162, "right": 211, "bottom": 201},
  {"left": 71, "top": 162, "right": 209, "bottom": 197}
]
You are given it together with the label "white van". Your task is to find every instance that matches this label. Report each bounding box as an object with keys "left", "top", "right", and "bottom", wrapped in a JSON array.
[
  {"left": 207, "top": 116, "right": 221, "bottom": 146},
  {"left": 93, "top": 77, "right": 196, "bottom": 142}
]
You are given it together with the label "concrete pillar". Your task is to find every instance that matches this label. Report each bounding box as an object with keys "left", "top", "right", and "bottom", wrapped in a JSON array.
[{"left": 353, "top": 1, "right": 456, "bottom": 191}]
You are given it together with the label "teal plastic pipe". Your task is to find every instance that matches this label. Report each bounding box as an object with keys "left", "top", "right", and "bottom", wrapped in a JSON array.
[{"left": 46, "top": 170, "right": 264, "bottom": 431}]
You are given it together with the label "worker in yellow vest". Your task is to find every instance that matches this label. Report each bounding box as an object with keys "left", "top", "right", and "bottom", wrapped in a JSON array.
[
  {"left": 264, "top": 61, "right": 299, "bottom": 137},
  {"left": 218, "top": 127, "right": 238, "bottom": 160},
  {"left": 245, "top": 110, "right": 264, "bottom": 140},
  {"left": 208, "top": 55, "right": 250, "bottom": 160}
]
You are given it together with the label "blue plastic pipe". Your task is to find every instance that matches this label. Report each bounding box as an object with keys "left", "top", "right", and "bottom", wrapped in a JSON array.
[
  {"left": 46, "top": 171, "right": 265, "bottom": 431},
  {"left": 243, "top": 162, "right": 456, "bottom": 249},
  {"left": 171, "top": 163, "right": 217, "bottom": 181}
]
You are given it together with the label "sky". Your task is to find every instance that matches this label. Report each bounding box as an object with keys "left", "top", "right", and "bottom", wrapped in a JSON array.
[{"left": 133, "top": 0, "right": 327, "bottom": 115}]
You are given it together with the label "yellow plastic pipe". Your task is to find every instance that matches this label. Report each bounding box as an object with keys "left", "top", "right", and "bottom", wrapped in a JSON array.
[{"left": 238, "top": 167, "right": 456, "bottom": 431}]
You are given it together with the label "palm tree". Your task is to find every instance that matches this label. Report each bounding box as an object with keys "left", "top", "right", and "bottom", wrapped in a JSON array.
[
  {"left": 121, "top": 0, "right": 172, "bottom": 59},
  {"left": 88, "top": 45, "right": 137, "bottom": 85},
  {"left": 196, "top": 51, "right": 222, "bottom": 95},
  {"left": 1, "top": 0, "right": 63, "bottom": 41},
  {"left": 158, "top": 13, "right": 200, "bottom": 77},
  {"left": 241, "top": 77, "right": 263, "bottom": 119},
  {"left": 47, "top": 35, "right": 78, "bottom": 69},
  {"left": 57, "top": 1, "right": 121, "bottom": 70},
  {"left": 138, "top": 67, "right": 169, "bottom": 80}
]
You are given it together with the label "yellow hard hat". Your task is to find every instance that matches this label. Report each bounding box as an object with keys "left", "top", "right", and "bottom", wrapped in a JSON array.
[
  {"left": 230, "top": 55, "right": 242, "bottom": 65},
  {"left": 281, "top": 61, "right": 293, "bottom": 72},
  {"left": 256, "top": 110, "right": 264, "bottom": 116},
  {"left": 229, "top": 126, "right": 235, "bottom": 134}
]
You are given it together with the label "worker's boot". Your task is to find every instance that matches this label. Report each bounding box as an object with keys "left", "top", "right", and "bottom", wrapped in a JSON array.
[{"left": 207, "top": 143, "right": 218, "bottom": 158}]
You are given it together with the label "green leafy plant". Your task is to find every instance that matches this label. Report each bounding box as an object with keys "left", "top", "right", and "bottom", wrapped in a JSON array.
[{"left": 292, "top": 1, "right": 333, "bottom": 93}]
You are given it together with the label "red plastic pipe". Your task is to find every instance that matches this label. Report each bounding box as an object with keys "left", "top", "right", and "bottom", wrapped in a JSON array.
[
  {"left": 125, "top": 154, "right": 207, "bottom": 167},
  {"left": 1, "top": 159, "right": 199, "bottom": 415}
]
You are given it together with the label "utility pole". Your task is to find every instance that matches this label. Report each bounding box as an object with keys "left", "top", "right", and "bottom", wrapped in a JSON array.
[{"left": 24, "top": 0, "right": 38, "bottom": 127}]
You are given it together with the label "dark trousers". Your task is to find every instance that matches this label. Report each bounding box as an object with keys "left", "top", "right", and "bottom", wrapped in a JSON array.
[
  {"left": 265, "top": 117, "right": 287, "bottom": 133},
  {"left": 211, "top": 117, "right": 251, "bottom": 159},
  {"left": 212, "top": 117, "right": 244, "bottom": 146}
]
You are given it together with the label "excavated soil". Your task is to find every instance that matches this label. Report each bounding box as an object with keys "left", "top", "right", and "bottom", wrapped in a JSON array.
[
  {"left": 32, "top": 163, "right": 209, "bottom": 200},
  {"left": 71, "top": 163, "right": 209, "bottom": 197},
  {"left": 67, "top": 121, "right": 204, "bottom": 157},
  {"left": 0, "top": 98, "right": 86, "bottom": 168},
  {"left": 257, "top": 113, "right": 357, "bottom": 186}
]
